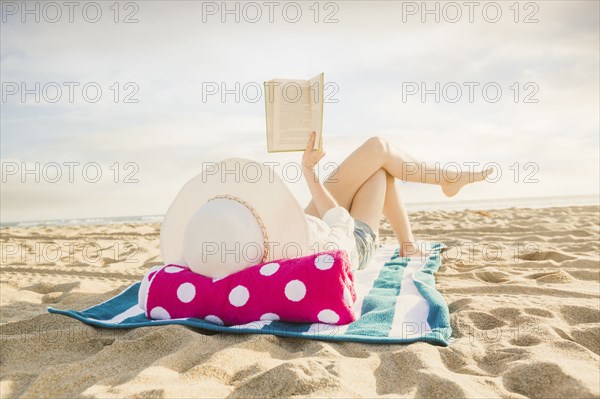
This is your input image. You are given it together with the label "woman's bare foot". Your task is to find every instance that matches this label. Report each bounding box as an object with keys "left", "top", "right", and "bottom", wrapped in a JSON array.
[
  {"left": 399, "top": 242, "right": 429, "bottom": 259},
  {"left": 441, "top": 167, "right": 494, "bottom": 197}
]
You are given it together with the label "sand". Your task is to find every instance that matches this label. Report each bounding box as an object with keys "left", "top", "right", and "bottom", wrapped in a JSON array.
[{"left": 1, "top": 205, "right": 599, "bottom": 398}]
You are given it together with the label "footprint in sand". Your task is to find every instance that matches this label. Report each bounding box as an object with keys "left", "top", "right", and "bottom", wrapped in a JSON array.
[
  {"left": 526, "top": 270, "right": 574, "bottom": 284},
  {"left": 570, "top": 325, "right": 600, "bottom": 355},
  {"left": 517, "top": 250, "right": 576, "bottom": 262},
  {"left": 448, "top": 298, "right": 473, "bottom": 313},
  {"left": 473, "top": 270, "right": 510, "bottom": 283},
  {"left": 510, "top": 333, "right": 543, "bottom": 347},
  {"left": 503, "top": 361, "right": 596, "bottom": 398},
  {"left": 523, "top": 308, "right": 554, "bottom": 318},
  {"left": 231, "top": 359, "right": 340, "bottom": 397},
  {"left": 414, "top": 373, "right": 469, "bottom": 398},
  {"left": 560, "top": 305, "right": 600, "bottom": 326},
  {"left": 566, "top": 269, "right": 600, "bottom": 281},
  {"left": 467, "top": 311, "right": 506, "bottom": 330},
  {"left": 22, "top": 281, "right": 80, "bottom": 295},
  {"left": 487, "top": 307, "right": 555, "bottom": 346},
  {"left": 438, "top": 348, "right": 485, "bottom": 377},
  {"left": 490, "top": 307, "right": 521, "bottom": 320},
  {"left": 478, "top": 347, "right": 529, "bottom": 376}
]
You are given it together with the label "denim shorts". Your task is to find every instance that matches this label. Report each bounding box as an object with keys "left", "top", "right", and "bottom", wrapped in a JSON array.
[{"left": 353, "top": 218, "right": 378, "bottom": 271}]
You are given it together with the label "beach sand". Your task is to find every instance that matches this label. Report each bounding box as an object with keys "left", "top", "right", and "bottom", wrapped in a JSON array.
[{"left": 1, "top": 205, "right": 599, "bottom": 398}]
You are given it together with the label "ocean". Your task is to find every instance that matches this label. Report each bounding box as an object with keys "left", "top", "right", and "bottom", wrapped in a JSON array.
[{"left": 1, "top": 195, "right": 598, "bottom": 228}]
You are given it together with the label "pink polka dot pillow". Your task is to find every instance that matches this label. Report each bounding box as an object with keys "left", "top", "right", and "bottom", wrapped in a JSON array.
[{"left": 138, "top": 249, "right": 357, "bottom": 326}]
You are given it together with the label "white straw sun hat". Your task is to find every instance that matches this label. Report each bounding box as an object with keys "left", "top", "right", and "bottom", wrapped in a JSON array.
[{"left": 160, "top": 158, "right": 311, "bottom": 278}]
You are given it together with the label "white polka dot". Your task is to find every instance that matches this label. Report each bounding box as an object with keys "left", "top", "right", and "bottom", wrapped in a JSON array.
[
  {"left": 317, "top": 309, "right": 340, "bottom": 324},
  {"left": 229, "top": 285, "right": 250, "bottom": 307},
  {"left": 315, "top": 254, "right": 335, "bottom": 270},
  {"left": 260, "top": 262, "right": 280, "bottom": 276},
  {"left": 164, "top": 266, "right": 184, "bottom": 273},
  {"left": 177, "top": 282, "right": 196, "bottom": 303},
  {"left": 284, "top": 280, "right": 306, "bottom": 302},
  {"left": 145, "top": 265, "right": 163, "bottom": 281},
  {"left": 205, "top": 315, "right": 224, "bottom": 325},
  {"left": 343, "top": 286, "right": 353, "bottom": 306},
  {"left": 150, "top": 306, "right": 171, "bottom": 320},
  {"left": 260, "top": 313, "right": 280, "bottom": 321}
]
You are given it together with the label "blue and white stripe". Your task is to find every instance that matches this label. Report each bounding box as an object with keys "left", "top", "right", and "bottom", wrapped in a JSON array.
[{"left": 48, "top": 243, "right": 452, "bottom": 346}]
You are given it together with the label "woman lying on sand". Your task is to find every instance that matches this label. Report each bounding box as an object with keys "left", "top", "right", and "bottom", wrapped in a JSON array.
[{"left": 160, "top": 132, "right": 493, "bottom": 277}]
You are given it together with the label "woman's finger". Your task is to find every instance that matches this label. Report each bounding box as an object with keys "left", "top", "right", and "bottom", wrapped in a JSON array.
[{"left": 305, "top": 131, "right": 315, "bottom": 151}]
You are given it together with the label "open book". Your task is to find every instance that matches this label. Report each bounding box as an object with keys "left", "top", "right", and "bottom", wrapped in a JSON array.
[{"left": 264, "top": 73, "right": 324, "bottom": 152}]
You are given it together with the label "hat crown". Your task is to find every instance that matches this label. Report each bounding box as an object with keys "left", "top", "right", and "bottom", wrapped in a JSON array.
[
  {"left": 160, "top": 158, "right": 311, "bottom": 274},
  {"left": 182, "top": 198, "right": 264, "bottom": 278}
]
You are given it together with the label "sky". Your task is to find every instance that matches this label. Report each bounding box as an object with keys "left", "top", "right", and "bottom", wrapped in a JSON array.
[{"left": 1, "top": 0, "right": 599, "bottom": 223}]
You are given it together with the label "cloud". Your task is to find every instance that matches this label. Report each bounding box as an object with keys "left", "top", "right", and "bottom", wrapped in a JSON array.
[{"left": 1, "top": 1, "right": 598, "bottom": 223}]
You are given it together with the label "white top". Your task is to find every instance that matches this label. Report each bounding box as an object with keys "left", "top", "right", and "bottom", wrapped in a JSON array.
[{"left": 305, "top": 206, "right": 359, "bottom": 270}]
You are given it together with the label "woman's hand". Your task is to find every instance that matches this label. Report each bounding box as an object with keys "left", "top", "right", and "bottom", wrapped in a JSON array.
[
  {"left": 301, "top": 131, "right": 338, "bottom": 217},
  {"left": 302, "top": 131, "right": 325, "bottom": 171}
]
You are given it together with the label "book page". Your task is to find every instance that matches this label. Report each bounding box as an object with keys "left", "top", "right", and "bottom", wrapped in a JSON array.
[
  {"left": 273, "top": 79, "right": 311, "bottom": 151},
  {"left": 265, "top": 74, "right": 324, "bottom": 152},
  {"left": 309, "top": 73, "right": 324, "bottom": 150}
]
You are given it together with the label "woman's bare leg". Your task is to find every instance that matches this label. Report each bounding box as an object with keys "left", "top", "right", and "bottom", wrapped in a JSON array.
[
  {"left": 382, "top": 171, "right": 424, "bottom": 257},
  {"left": 347, "top": 169, "right": 387, "bottom": 239},
  {"left": 304, "top": 136, "right": 492, "bottom": 217},
  {"left": 345, "top": 168, "right": 425, "bottom": 257}
]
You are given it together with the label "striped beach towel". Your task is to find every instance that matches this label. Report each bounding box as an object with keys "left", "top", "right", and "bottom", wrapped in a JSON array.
[{"left": 48, "top": 243, "right": 452, "bottom": 346}]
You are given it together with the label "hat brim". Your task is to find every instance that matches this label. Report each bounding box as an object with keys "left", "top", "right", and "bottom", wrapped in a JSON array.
[{"left": 160, "top": 158, "right": 311, "bottom": 266}]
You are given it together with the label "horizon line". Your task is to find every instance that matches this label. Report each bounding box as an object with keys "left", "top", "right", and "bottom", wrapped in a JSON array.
[{"left": 1, "top": 193, "right": 598, "bottom": 228}]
